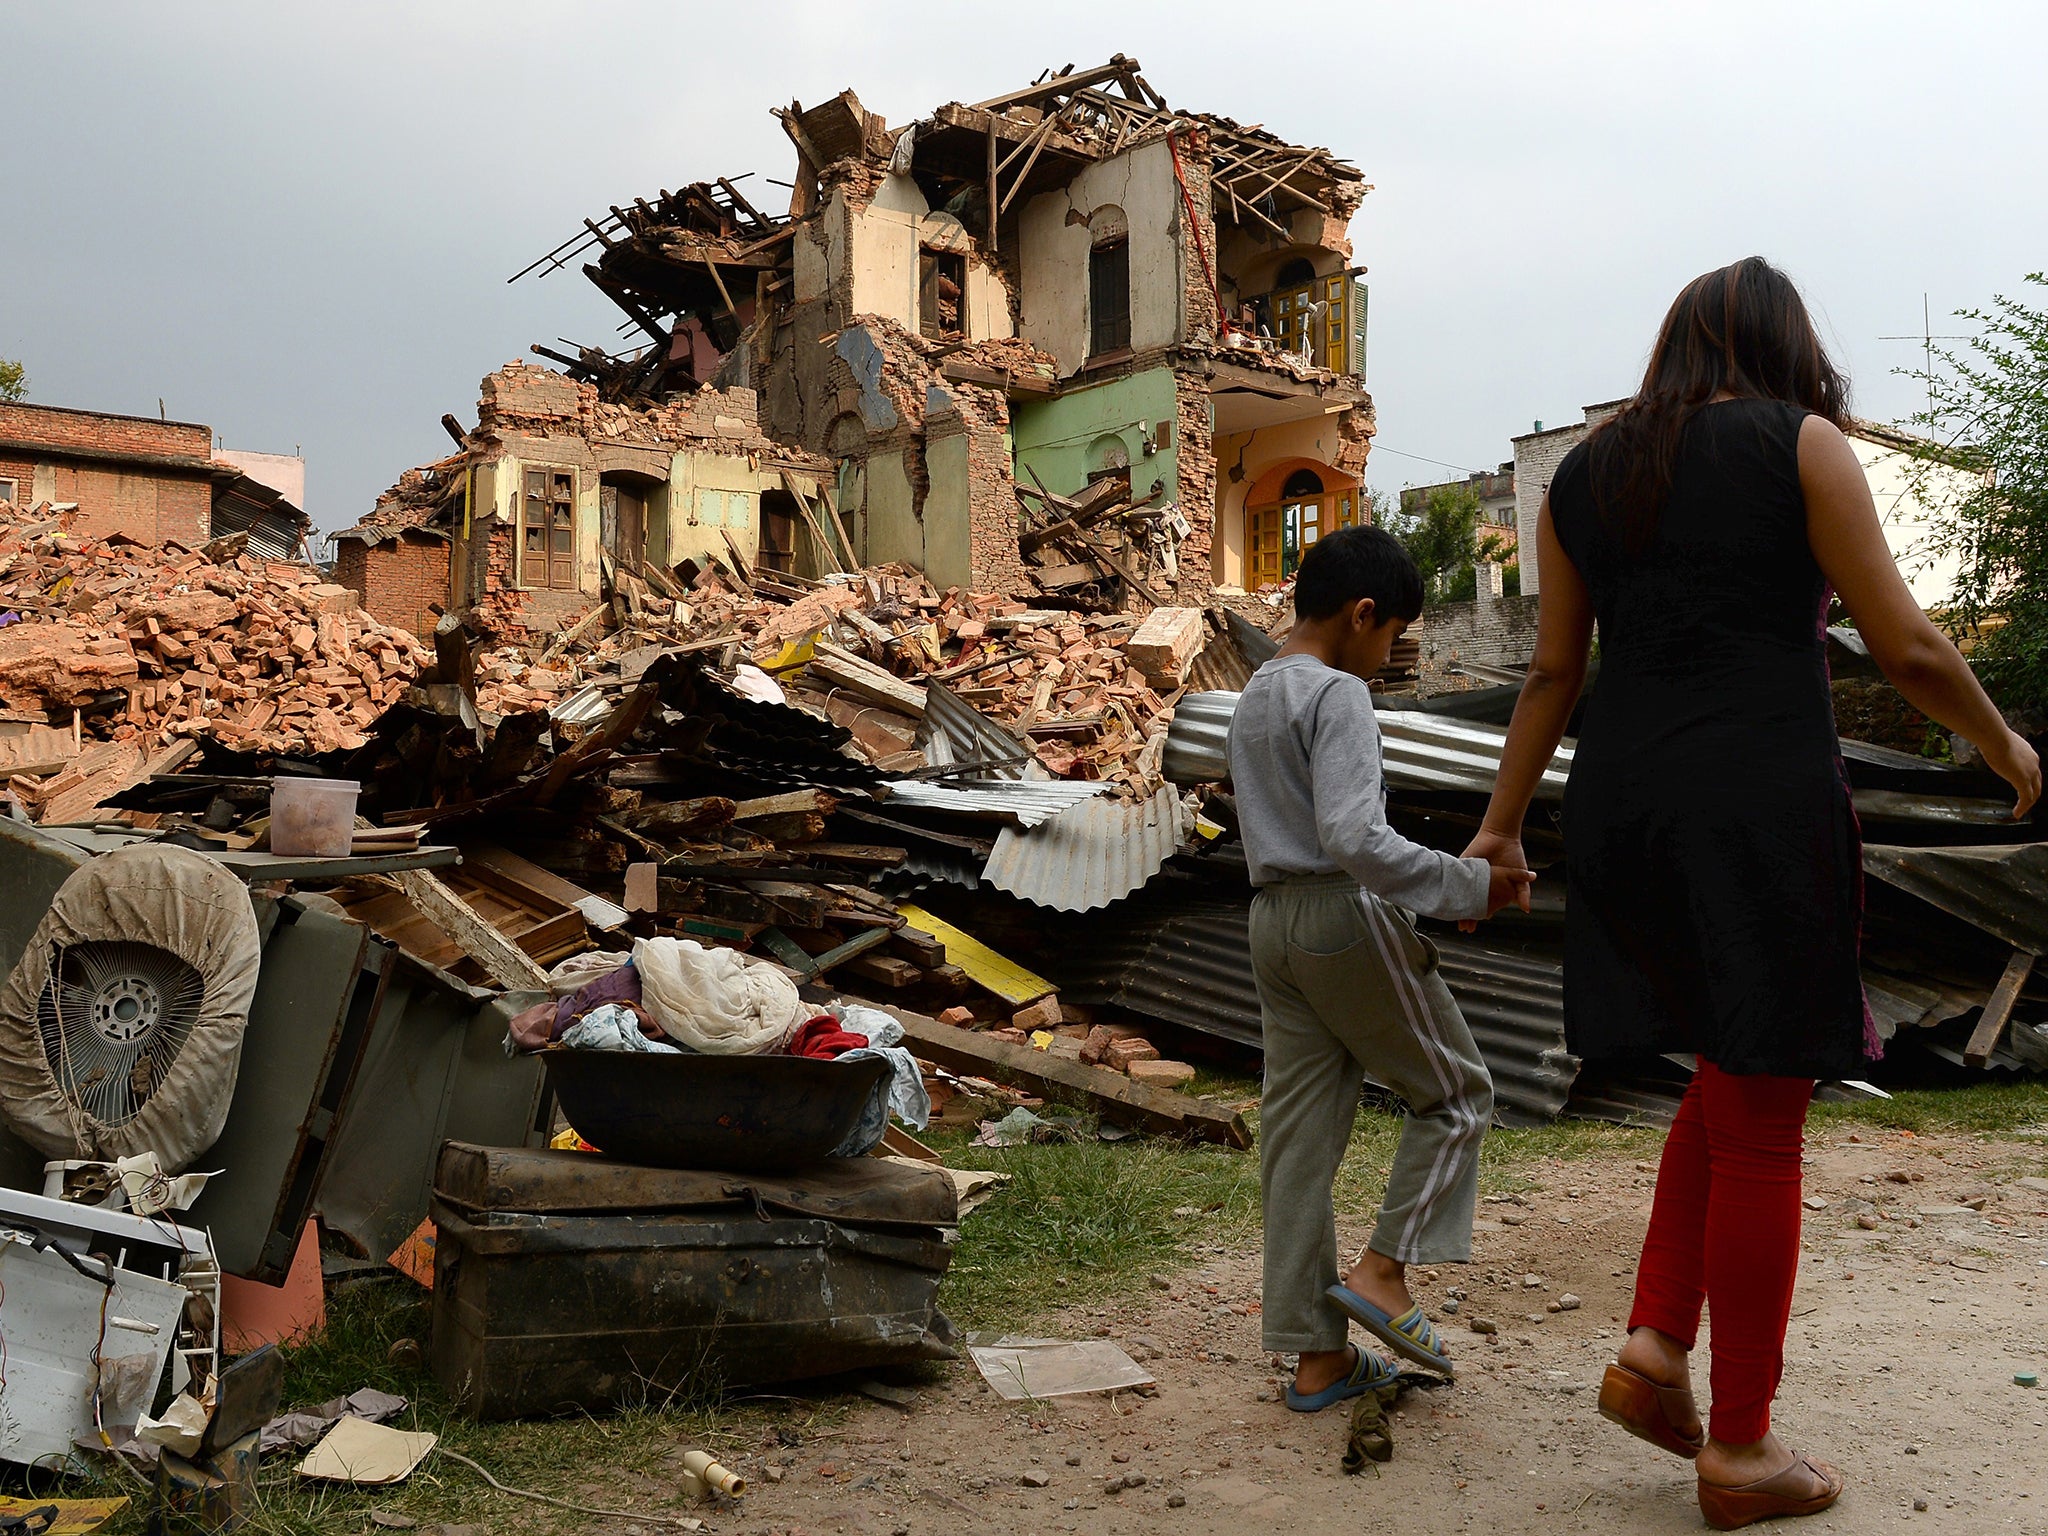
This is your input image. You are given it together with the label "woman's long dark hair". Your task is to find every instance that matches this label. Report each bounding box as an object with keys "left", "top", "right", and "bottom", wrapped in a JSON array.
[{"left": 1588, "top": 257, "right": 1850, "bottom": 550}]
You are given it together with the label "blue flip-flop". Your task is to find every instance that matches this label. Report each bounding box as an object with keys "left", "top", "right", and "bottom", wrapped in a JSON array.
[
  {"left": 1283, "top": 1343, "right": 1399, "bottom": 1413},
  {"left": 1325, "top": 1283, "right": 1455, "bottom": 1374}
]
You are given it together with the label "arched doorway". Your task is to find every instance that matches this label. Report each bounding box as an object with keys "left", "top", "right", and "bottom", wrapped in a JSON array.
[{"left": 1244, "top": 463, "right": 1361, "bottom": 586}]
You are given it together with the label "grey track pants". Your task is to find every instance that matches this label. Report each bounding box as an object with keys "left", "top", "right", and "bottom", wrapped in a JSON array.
[{"left": 1251, "top": 875, "right": 1495, "bottom": 1354}]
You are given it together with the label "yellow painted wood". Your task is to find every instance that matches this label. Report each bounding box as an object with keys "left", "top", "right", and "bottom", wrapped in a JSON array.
[{"left": 894, "top": 902, "right": 1055, "bottom": 1006}]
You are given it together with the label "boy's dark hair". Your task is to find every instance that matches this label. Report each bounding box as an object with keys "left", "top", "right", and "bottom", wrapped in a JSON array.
[{"left": 1292, "top": 524, "right": 1424, "bottom": 623}]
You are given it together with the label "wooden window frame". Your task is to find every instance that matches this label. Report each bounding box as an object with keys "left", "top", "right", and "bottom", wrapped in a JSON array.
[
  {"left": 520, "top": 464, "right": 579, "bottom": 592},
  {"left": 1245, "top": 483, "right": 1359, "bottom": 584}
]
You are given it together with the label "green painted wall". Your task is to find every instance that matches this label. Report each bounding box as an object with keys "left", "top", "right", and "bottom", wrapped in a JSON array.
[{"left": 1010, "top": 366, "right": 1180, "bottom": 506}]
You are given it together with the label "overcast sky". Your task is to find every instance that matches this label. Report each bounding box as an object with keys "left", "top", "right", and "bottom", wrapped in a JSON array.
[{"left": 4, "top": 2, "right": 2043, "bottom": 535}]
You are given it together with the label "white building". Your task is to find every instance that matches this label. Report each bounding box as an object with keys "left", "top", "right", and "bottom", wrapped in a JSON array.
[{"left": 1512, "top": 403, "right": 1973, "bottom": 610}]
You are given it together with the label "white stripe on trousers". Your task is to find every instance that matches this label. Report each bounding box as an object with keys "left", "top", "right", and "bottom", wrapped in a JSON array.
[{"left": 1357, "top": 893, "right": 1487, "bottom": 1262}]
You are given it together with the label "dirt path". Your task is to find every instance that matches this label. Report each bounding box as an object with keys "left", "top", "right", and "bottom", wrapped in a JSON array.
[{"left": 724, "top": 1129, "right": 2048, "bottom": 1535}]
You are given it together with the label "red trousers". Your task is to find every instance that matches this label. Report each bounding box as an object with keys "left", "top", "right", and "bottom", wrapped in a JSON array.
[{"left": 1628, "top": 1058, "right": 1815, "bottom": 1444}]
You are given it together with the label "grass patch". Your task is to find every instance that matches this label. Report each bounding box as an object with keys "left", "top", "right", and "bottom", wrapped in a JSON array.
[
  {"left": 934, "top": 1097, "right": 1665, "bottom": 1333},
  {"left": 1811, "top": 1079, "right": 2048, "bottom": 1137}
]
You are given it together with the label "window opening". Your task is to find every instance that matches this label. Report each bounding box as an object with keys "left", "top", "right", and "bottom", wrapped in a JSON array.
[
  {"left": 919, "top": 249, "right": 966, "bottom": 339},
  {"left": 1089, "top": 238, "right": 1131, "bottom": 356}
]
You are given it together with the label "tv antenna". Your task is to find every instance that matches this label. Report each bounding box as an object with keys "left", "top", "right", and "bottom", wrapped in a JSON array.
[{"left": 1879, "top": 293, "right": 1971, "bottom": 422}]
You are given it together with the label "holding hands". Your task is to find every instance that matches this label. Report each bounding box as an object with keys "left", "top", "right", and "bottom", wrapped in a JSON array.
[{"left": 1464, "top": 826, "right": 1535, "bottom": 928}]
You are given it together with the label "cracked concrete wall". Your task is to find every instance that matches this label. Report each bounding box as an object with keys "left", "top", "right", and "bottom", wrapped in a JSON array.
[{"left": 1017, "top": 137, "right": 1184, "bottom": 377}]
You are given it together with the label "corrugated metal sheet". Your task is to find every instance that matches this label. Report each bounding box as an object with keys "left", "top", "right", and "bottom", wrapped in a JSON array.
[
  {"left": 981, "top": 785, "right": 1192, "bottom": 912},
  {"left": 1039, "top": 889, "right": 1581, "bottom": 1125},
  {"left": 1863, "top": 842, "right": 2048, "bottom": 953},
  {"left": 1163, "top": 690, "right": 1575, "bottom": 798},
  {"left": 879, "top": 778, "right": 1109, "bottom": 827},
  {"left": 915, "top": 681, "right": 1037, "bottom": 779}
]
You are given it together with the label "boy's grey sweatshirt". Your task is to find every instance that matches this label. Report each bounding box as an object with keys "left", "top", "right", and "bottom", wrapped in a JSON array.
[{"left": 1227, "top": 654, "right": 1491, "bottom": 921}]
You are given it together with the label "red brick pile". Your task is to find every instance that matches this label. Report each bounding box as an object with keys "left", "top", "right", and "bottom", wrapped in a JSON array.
[
  {"left": 463, "top": 560, "right": 1188, "bottom": 797},
  {"left": 0, "top": 503, "right": 432, "bottom": 763}
]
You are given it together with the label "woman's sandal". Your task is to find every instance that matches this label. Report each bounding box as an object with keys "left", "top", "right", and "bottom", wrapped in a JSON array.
[
  {"left": 1596, "top": 1363, "right": 1707, "bottom": 1459},
  {"left": 1697, "top": 1454, "right": 1844, "bottom": 1531},
  {"left": 1283, "top": 1343, "right": 1399, "bottom": 1413}
]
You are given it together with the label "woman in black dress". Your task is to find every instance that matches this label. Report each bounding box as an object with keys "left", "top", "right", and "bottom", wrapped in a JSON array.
[{"left": 1468, "top": 258, "right": 2039, "bottom": 1530}]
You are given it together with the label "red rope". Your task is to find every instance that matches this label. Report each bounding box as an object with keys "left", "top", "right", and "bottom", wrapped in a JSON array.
[{"left": 1167, "top": 130, "right": 1225, "bottom": 335}]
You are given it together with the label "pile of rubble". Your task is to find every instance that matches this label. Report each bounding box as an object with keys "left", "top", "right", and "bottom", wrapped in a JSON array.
[
  {"left": 464, "top": 543, "right": 1219, "bottom": 799},
  {"left": 0, "top": 502, "right": 431, "bottom": 771}
]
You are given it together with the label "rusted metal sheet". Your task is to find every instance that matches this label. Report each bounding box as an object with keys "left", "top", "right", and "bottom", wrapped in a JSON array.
[
  {"left": 429, "top": 1148, "right": 957, "bottom": 1418},
  {"left": 1863, "top": 843, "right": 2048, "bottom": 952},
  {"left": 435, "top": 1142, "right": 959, "bottom": 1225},
  {"left": 981, "top": 784, "right": 1191, "bottom": 912}
]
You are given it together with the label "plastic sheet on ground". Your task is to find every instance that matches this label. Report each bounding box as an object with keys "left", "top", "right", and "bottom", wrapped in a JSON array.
[{"left": 967, "top": 1337, "right": 1155, "bottom": 1400}]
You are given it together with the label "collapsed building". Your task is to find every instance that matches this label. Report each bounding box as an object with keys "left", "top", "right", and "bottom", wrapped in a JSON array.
[{"left": 348, "top": 56, "right": 1376, "bottom": 632}]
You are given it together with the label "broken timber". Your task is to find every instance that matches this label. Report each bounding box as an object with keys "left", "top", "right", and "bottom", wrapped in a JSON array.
[{"left": 880, "top": 1005, "right": 1249, "bottom": 1149}]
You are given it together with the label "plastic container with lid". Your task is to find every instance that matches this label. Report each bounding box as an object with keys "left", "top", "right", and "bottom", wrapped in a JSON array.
[{"left": 269, "top": 777, "right": 360, "bottom": 858}]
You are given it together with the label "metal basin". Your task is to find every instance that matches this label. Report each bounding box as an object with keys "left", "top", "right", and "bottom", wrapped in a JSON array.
[{"left": 542, "top": 1049, "right": 891, "bottom": 1171}]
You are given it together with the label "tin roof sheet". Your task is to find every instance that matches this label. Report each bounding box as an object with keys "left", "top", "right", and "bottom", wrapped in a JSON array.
[
  {"left": 1163, "top": 690, "right": 1575, "bottom": 798},
  {"left": 879, "top": 777, "right": 1110, "bottom": 828},
  {"left": 981, "top": 785, "right": 1192, "bottom": 912}
]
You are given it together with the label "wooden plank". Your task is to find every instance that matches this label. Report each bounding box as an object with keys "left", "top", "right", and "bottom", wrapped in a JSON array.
[
  {"left": 893, "top": 902, "right": 1053, "bottom": 1006},
  {"left": 771, "top": 923, "right": 893, "bottom": 980},
  {"left": 733, "top": 789, "right": 838, "bottom": 819},
  {"left": 801, "top": 841, "right": 910, "bottom": 869},
  {"left": 845, "top": 953, "right": 923, "bottom": 990},
  {"left": 394, "top": 867, "right": 551, "bottom": 992},
  {"left": 1966, "top": 949, "right": 2036, "bottom": 1068},
  {"left": 809, "top": 642, "right": 928, "bottom": 717},
  {"left": 884, "top": 1005, "right": 1251, "bottom": 1149}
]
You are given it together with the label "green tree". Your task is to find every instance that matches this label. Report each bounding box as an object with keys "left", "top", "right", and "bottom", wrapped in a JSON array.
[
  {"left": 1912, "top": 275, "right": 2048, "bottom": 714},
  {"left": 1386, "top": 482, "right": 1483, "bottom": 603},
  {"left": 0, "top": 359, "right": 23, "bottom": 402}
]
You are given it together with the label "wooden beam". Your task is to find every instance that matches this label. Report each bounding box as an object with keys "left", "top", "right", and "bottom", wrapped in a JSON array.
[
  {"left": 816, "top": 481, "right": 859, "bottom": 571},
  {"left": 779, "top": 469, "right": 845, "bottom": 573},
  {"left": 998, "top": 110, "right": 1063, "bottom": 217},
  {"left": 1966, "top": 949, "right": 2037, "bottom": 1067},
  {"left": 969, "top": 60, "right": 1131, "bottom": 114},
  {"left": 809, "top": 641, "right": 927, "bottom": 717},
  {"left": 986, "top": 116, "right": 999, "bottom": 254},
  {"left": 395, "top": 867, "right": 551, "bottom": 992},
  {"left": 882, "top": 1004, "right": 1250, "bottom": 1149}
]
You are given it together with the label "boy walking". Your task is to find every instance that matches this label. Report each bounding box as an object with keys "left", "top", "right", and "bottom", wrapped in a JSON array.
[{"left": 1228, "top": 526, "right": 1532, "bottom": 1410}]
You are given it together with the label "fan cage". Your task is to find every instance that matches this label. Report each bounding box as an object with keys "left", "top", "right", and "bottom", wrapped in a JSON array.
[{"left": 35, "top": 940, "right": 205, "bottom": 1130}]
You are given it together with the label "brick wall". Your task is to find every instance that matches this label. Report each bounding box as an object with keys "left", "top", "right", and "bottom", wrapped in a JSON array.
[
  {"left": 1415, "top": 566, "right": 1541, "bottom": 692},
  {"left": 1512, "top": 402, "right": 1623, "bottom": 595},
  {"left": 54, "top": 463, "right": 212, "bottom": 546},
  {"left": 1170, "top": 369, "right": 1216, "bottom": 604},
  {"left": 0, "top": 458, "right": 32, "bottom": 504},
  {"left": 0, "top": 402, "right": 211, "bottom": 462},
  {"left": 334, "top": 533, "right": 449, "bottom": 641}
]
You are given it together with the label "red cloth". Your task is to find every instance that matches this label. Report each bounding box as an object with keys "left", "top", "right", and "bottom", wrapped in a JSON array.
[
  {"left": 786, "top": 1015, "right": 870, "bottom": 1059},
  {"left": 1627, "top": 1059, "right": 1815, "bottom": 1443}
]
